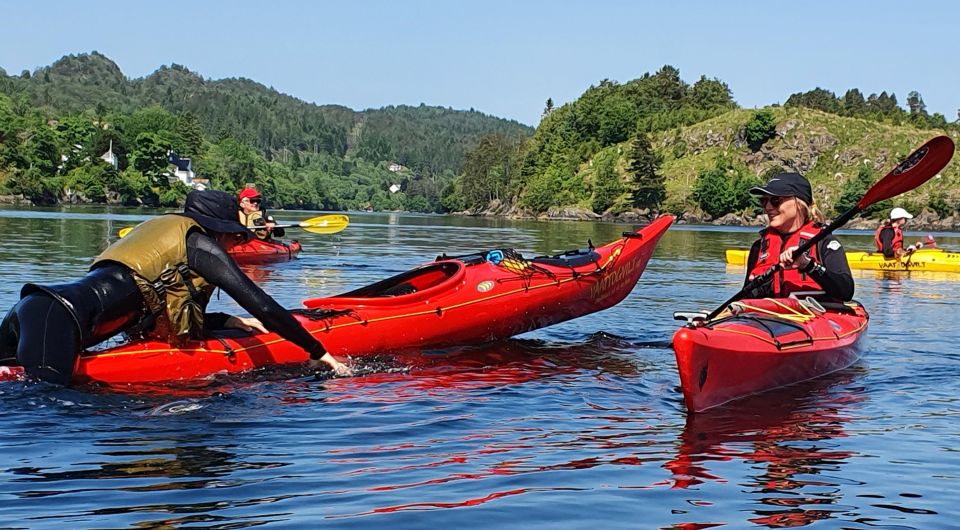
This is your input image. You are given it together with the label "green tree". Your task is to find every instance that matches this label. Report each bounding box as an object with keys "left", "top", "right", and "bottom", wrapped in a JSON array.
[
  {"left": 692, "top": 158, "right": 759, "bottom": 218},
  {"left": 459, "top": 133, "right": 518, "bottom": 209},
  {"left": 906, "top": 91, "right": 926, "bottom": 115},
  {"left": 744, "top": 110, "right": 777, "bottom": 150},
  {"left": 627, "top": 133, "right": 664, "bottom": 210},
  {"left": 590, "top": 150, "right": 623, "bottom": 213},
  {"left": 841, "top": 89, "right": 866, "bottom": 116},
  {"left": 597, "top": 94, "right": 637, "bottom": 146},
  {"left": 689, "top": 75, "right": 735, "bottom": 110},
  {"left": 197, "top": 138, "right": 262, "bottom": 190},
  {"left": 784, "top": 87, "right": 840, "bottom": 113},
  {"left": 129, "top": 132, "right": 171, "bottom": 184},
  {"left": 521, "top": 166, "right": 564, "bottom": 213},
  {"left": 157, "top": 180, "right": 189, "bottom": 207},
  {"left": 63, "top": 161, "right": 111, "bottom": 202},
  {"left": 175, "top": 111, "right": 205, "bottom": 158}
]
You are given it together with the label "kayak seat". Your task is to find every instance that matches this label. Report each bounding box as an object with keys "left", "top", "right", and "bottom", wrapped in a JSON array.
[
  {"left": 532, "top": 249, "right": 600, "bottom": 268},
  {"left": 382, "top": 282, "right": 417, "bottom": 296}
]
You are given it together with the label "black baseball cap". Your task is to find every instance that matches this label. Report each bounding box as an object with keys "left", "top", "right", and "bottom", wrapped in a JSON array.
[{"left": 750, "top": 172, "right": 813, "bottom": 205}]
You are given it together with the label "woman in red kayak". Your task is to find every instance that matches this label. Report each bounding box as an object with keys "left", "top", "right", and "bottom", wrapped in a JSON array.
[
  {"left": 238, "top": 186, "right": 285, "bottom": 240},
  {"left": 743, "top": 172, "right": 854, "bottom": 301},
  {"left": 0, "top": 190, "right": 349, "bottom": 385}
]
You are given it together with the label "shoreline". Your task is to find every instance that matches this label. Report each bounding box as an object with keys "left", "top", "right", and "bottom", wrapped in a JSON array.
[{"left": 5, "top": 198, "right": 960, "bottom": 235}]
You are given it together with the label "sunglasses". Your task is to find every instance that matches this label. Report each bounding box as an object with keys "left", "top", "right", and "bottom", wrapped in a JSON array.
[
  {"left": 759, "top": 196, "right": 791, "bottom": 208},
  {"left": 244, "top": 198, "right": 262, "bottom": 205}
]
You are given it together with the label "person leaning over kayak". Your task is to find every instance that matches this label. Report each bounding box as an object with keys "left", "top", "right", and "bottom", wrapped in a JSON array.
[
  {"left": 875, "top": 207, "right": 924, "bottom": 258},
  {"left": 0, "top": 190, "right": 349, "bottom": 385},
  {"left": 743, "top": 172, "right": 854, "bottom": 301},
  {"left": 238, "top": 186, "right": 285, "bottom": 240}
]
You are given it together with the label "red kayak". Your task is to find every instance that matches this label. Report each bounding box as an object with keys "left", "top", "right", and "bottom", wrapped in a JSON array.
[
  {"left": 2, "top": 215, "right": 674, "bottom": 386},
  {"left": 672, "top": 297, "right": 868, "bottom": 413},
  {"left": 228, "top": 238, "right": 301, "bottom": 263}
]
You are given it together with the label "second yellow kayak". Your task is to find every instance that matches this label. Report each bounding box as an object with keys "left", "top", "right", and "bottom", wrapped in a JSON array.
[{"left": 725, "top": 247, "right": 960, "bottom": 273}]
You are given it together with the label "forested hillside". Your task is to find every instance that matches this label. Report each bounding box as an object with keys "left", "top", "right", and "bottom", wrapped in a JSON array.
[
  {"left": 0, "top": 52, "right": 531, "bottom": 210},
  {"left": 450, "top": 67, "right": 960, "bottom": 222}
]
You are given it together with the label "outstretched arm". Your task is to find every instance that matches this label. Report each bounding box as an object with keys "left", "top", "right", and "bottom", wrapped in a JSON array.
[{"left": 186, "top": 231, "right": 349, "bottom": 374}]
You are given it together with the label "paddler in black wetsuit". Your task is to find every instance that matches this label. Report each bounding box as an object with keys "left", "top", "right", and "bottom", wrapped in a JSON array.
[{"left": 0, "top": 190, "right": 350, "bottom": 385}]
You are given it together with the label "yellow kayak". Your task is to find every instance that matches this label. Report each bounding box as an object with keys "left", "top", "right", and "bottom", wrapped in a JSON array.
[{"left": 725, "top": 247, "right": 960, "bottom": 273}]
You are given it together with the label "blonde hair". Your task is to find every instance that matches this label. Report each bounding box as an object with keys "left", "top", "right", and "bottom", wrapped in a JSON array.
[{"left": 795, "top": 198, "right": 825, "bottom": 224}]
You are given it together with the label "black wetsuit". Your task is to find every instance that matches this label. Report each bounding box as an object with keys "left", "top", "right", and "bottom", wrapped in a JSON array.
[{"left": 0, "top": 231, "right": 325, "bottom": 384}]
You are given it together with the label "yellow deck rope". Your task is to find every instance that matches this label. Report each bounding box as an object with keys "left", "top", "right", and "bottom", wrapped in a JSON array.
[{"left": 722, "top": 298, "right": 818, "bottom": 323}]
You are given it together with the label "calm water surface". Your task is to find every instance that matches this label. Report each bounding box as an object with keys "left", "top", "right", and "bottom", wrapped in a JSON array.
[{"left": 1, "top": 206, "right": 958, "bottom": 529}]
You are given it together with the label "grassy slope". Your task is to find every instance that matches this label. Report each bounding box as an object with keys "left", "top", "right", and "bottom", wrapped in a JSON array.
[{"left": 649, "top": 107, "right": 959, "bottom": 213}]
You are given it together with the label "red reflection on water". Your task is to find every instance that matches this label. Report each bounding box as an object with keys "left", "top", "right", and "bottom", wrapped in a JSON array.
[
  {"left": 237, "top": 263, "right": 275, "bottom": 283},
  {"left": 377, "top": 487, "right": 531, "bottom": 511},
  {"left": 315, "top": 338, "right": 645, "bottom": 515},
  {"left": 335, "top": 486, "right": 597, "bottom": 519},
  {"left": 666, "top": 370, "right": 865, "bottom": 528},
  {"left": 323, "top": 337, "right": 640, "bottom": 404},
  {"left": 748, "top": 510, "right": 834, "bottom": 528}
]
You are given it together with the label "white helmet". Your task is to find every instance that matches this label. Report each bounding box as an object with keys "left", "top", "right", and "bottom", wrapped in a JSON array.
[{"left": 890, "top": 207, "right": 913, "bottom": 221}]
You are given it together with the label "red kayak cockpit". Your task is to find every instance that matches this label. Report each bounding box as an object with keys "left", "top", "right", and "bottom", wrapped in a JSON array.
[{"left": 303, "top": 261, "right": 466, "bottom": 307}]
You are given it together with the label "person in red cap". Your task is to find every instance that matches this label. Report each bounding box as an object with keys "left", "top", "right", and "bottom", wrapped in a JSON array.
[
  {"left": 742, "top": 172, "right": 854, "bottom": 301},
  {"left": 238, "top": 187, "right": 285, "bottom": 240}
]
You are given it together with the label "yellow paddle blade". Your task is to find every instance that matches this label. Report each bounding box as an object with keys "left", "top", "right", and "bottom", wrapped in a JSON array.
[
  {"left": 299, "top": 214, "right": 349, "bottom": 235},
  {"left": 118, "top": 226, "right": 134, "bottom": 238}
]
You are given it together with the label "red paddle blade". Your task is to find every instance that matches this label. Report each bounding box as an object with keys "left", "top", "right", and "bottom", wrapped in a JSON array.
[{"left": 859, "top": 135, "right": 955, "bottom": 209}]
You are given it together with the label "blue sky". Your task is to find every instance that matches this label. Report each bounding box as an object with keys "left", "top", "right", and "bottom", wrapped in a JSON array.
[{"left": 2, "top": 0, "right": 957, "bottom": 126}]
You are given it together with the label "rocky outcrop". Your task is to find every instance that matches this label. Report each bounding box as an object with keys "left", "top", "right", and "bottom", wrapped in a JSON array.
[
  {"left": 540, "top": 206, "right": 600, "bottom": 221},
  {"left": 0, "top": 194, "right": 28, "bottom": 204}
]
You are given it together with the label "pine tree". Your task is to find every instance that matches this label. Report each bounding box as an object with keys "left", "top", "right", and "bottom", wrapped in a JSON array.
[
  {"left": 628, "top": 133, "right": 664, "bottom": 210},
  {"left": 543, "top": 98, "right": 554, "bottom": 117}
]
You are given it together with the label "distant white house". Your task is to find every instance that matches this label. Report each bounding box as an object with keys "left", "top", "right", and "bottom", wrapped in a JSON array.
[
  {"left": 167, "top": 151, "right": 205, "bottom": 189},
  {"left": 389, "top": 183, "right": 401, "bottom": 193},
  {"left": 388, "top": 162, "right": 406, "bottom": 173}
]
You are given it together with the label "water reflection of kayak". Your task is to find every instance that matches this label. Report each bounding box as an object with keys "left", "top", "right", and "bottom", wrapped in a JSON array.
[
  {"left": 228, "top": 238, "right": 301, "bottom": 263},
  {"left": 1, "top": 216, "right": 674, "bottom": 387},
  {"left": 666, "top": 368, "right": 862, "bottom": 483},
  {"left": 726, "top": 247, "right": 960, "bottom": 273},
  {"left": 665, "top": 368, "right": 863, "bottom": 528}
]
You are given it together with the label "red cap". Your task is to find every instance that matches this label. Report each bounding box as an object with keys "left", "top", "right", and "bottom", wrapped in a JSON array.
[{"left": 238, "top": 187, "right": 262, "bottom": 201}]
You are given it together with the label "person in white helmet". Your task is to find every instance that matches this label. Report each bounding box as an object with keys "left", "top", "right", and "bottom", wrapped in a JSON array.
[{"left": 875, "top": 207, "right": 922, "bottom": 258}]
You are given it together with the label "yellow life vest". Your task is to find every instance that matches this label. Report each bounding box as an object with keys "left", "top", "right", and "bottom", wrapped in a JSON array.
[
  {"left": 239, "top": 209, "right": 269, "bottom": 240},
  {"left": 93, "top": 215, "right": 213, "bottom": 344}
]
